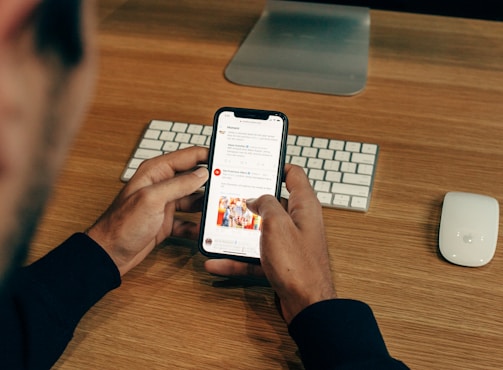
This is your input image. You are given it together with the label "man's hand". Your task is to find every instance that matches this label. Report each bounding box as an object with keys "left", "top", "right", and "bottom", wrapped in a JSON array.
[
  {"left": 87, "top": 146, "right": 209, "bottom": 276},
  {"left": 205, "top": 164, "right": 336, "bottom": 324}
]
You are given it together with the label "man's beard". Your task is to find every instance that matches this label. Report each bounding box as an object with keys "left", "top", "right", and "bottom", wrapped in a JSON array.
[
  {"left": 0, "top": 154, "right": 51, "bottom": 292},
  {"left": 0, "top": 75, "right": 65, "bottom": 291}
]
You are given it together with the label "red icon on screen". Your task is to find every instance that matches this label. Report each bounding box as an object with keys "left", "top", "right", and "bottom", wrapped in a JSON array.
[{"left": 214, "top": 169, "right": 221, "bottom": 176}]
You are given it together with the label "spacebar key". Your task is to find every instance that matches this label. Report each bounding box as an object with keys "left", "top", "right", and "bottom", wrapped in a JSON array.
[{"left": 332, "top": 183, "right": 369, "bottom": 197}]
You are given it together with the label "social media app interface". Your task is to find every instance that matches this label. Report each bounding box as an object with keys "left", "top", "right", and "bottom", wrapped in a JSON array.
[{"left": 202, "top": 111, "right": 285, "bottom": 259}]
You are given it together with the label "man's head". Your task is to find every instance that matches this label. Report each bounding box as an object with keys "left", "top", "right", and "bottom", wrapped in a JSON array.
[{"left": 0, "top": 0, "right": 97, "bottom": 285}]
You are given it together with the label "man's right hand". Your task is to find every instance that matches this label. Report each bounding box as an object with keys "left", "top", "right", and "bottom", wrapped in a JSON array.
[{"left": 205, "top": 164, "right": 337, "bottom": 324}]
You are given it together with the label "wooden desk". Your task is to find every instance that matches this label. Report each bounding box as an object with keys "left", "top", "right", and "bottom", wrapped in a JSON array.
[{"left": 29, "top": 1, "right": 503, "bottom": 369}]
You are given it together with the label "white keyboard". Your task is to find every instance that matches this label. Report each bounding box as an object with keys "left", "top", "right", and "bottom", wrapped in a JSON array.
[{"left": 121, "top": 120, "right": 379, "bottom": 212}]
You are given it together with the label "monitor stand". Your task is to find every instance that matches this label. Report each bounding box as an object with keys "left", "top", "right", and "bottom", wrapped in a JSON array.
[{"left": 225, "top": 1, "right": 370, "bottom": 96}]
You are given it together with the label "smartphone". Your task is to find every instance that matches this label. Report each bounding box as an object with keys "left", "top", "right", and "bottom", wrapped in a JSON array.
[{"left": 199, "top": 107, "right": 289, "bottom": 262}]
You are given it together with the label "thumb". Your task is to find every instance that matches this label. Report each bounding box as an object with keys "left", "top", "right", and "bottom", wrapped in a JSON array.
[
  {"left": 246, "top": 195, "right": 285, "bottom": 220},
  {"left": 246, "top": 195, "right": 295, "bottom": 261}
]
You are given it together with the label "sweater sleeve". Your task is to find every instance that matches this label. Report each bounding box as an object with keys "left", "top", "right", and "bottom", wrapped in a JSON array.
[
  {"left": 288, "top": 299, "right": 409, "bottom": 370},
  {"left": 0, "top": 233, "right": 121, "bottom": 370}
]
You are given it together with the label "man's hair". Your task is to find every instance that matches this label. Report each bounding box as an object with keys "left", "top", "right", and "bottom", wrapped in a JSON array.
[{"left": 34, "top": 0, "right": 83, "bottom": 68}]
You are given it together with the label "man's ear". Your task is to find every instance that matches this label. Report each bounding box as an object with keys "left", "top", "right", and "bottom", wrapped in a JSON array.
[{"left": 0, "top": 0, "right": 41, "bottom": 42}]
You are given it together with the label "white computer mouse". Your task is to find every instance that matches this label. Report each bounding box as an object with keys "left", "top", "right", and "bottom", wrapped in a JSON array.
[{"left": 439, "top": 192, "right": 499, "bottom": 267}]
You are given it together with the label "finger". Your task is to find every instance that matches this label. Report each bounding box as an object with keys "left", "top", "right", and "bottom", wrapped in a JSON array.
[
  {"left": 279, "top": 196, "right": 288, "bottom": 210},
  {"left": 246, "top": 194, "right": 287, "bottom": 221},
  {"left": 154, "top": 166, "right": 209, "bottom": 206},
  {"left": 111, "top": 167, "right": 207, "bottom": 245},
  {"left": 247, "top": 165, "right": 316, "bottom": 218},
  {"left": 283, "top": 164, "right": 316, "bottom": 199},
  {"left": 282, "top": 164, "right": 323, "bottom": 230},
  {"left": 171, "top": 219, "right": 200, "bottom": 240},
  {"left": 128, "top": 146, "right": 209, "bottom": 191},
  {"left": 160, "top": 146, "right": 208, "bottom": 174},
  {"left": 204, "top": 259, "right": 265, "bottom": 278},
  {"left": 175, "top": 191, "right": 205, "bottom": 213}
]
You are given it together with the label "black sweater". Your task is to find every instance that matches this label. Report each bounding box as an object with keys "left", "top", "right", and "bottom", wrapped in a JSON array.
[{"left": 0, "top": 233, "right": 407, "bottom": 369}]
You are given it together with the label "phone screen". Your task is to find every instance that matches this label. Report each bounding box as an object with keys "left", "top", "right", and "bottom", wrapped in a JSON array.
[{"left": 199, "top": 107, "right": 288, "bottom": 261}]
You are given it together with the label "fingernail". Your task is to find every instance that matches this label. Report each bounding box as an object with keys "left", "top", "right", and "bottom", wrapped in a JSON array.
[{"left": 193, "top": 167, "right": 209, "bottom": 178}]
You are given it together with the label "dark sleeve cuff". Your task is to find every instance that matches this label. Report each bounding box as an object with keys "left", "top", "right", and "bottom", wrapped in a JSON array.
[
  {"left": 288, "top": 299, "right": 408, "bottom": 369},
  {"left": 24, "top": 232, "right": 121, "bottom": 328},
  {"left": 2, "top": 233, "right": 121, "bottom": 369}
]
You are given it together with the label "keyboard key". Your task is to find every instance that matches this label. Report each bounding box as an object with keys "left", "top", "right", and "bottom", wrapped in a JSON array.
[
  {"left": 318, "top": 149, "right": 334, "bottom": 160},
  {"left": 335, "top": 151, "right": 350, "bottom": 162},
  {"left": 325, "top": 171, "right": 342, "bottom": 182},
  {"left": 351, "top": 197, "right": 368, "bottom": 209},
  {"left": 175, "top": 132, "right": 191, "bottom": 143},
  {"left": 333, "top": 194, "right": 350, "bottom": 207},
  {"left": 343, "top": 173, "right": 372, "bottom": 186},
  {"left": 202, "top": 126, "right": 213, "bottom": 136},
  {"left": 140, "top": 138, "right": 163, "bottom": 150},
  {"left": 308, "top": 169, "right": 325, "bottom": 181},
  {"left": 324, "top": 160, "right": 340, "bottom": 171},
  {"left": 358, "top": 163, "right": 374, "bottom": 175},
  {"left": 287, "top": 145, "right": 301, "bottom": 156},
  {"left": 307, "top": 158, "right": 323, "bottom": 169},
  {"left": 144, "top": 129, "right": 160, "bottom": 139},
  {"left": 290, "top": 156, "right": 307, "bottom": 167},
  {"left": 121, "top": 120, "right": 379, "bottom": 212},
  {"left": 179, "top": 143, "right": 193, "bottom": 149},
  {"left": 332, "top": 183, "right": 370, "bottom": 197},
  {"left": 134, "top": 148, "right": 162, "bottom": 159},
  {"left": 329, "top": 140, "right": 344, "bottom": 150},
  {"left": 160, "top": 131, "right": 176, "bottom": 141},
  {"left": 190, "top": 134, "right": 207, "bottom": 145},
  {"left": 172, "top": 122, "right": 188, "bottom": 132},
  {"left": 302, "top": 147, "right": 318, "bottom": 158},
  {"left": 362, "top": 143, "right": 378, "bottom": 154},
  {"left": 313, "top": 138, "right": 329, "bottom": 148},
  {"left": 340, "top": 162, "right": 357, "bottom": 173},
  {"left": 129, "top": 158, "right": 143, "bottom": 169},
  {"left": 314, "top": 181, "right": 331, "bottom": 192},
  {"left": 352, "top": 152, "right": 375, "bottom": 165},
  {"left": 187, "top": 124, "right": 203, "bottom": 134},
  {"left": 345, "top": 142, "right": 361, "bottom": 152},
  {"left": 150, "top": 120, "right": 173, "bottom": 131},
  {"left": 317, "top": 192, "right": 333, "bottom": 204},
  {"left": 122, "top": 168, "right": 136, "bottom": 181},
  {"left": 297, "top": 136, "right": 312, "bottom": 146},
  {"left": 162, "top": 142, "right": 180, "bottom": 152}
]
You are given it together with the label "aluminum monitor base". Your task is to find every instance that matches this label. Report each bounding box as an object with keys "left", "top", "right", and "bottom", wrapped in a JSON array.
[{"left": 225, "top": 1, "right": 370, "bottom": 96}]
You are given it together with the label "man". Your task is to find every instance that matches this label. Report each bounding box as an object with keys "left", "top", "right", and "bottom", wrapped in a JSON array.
[{"left": 0, "top": 1, "right": 407, "bottom": 369}]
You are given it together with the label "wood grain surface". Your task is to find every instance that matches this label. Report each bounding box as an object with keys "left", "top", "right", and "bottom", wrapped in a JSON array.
[{"left": 28, "top": 1, "right": 503, "bottom": 369}]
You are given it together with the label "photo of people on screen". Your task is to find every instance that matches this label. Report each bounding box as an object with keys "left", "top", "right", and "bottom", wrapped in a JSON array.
[{"left": 216, "top": 196, "right": 262, "bottom": 230}]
